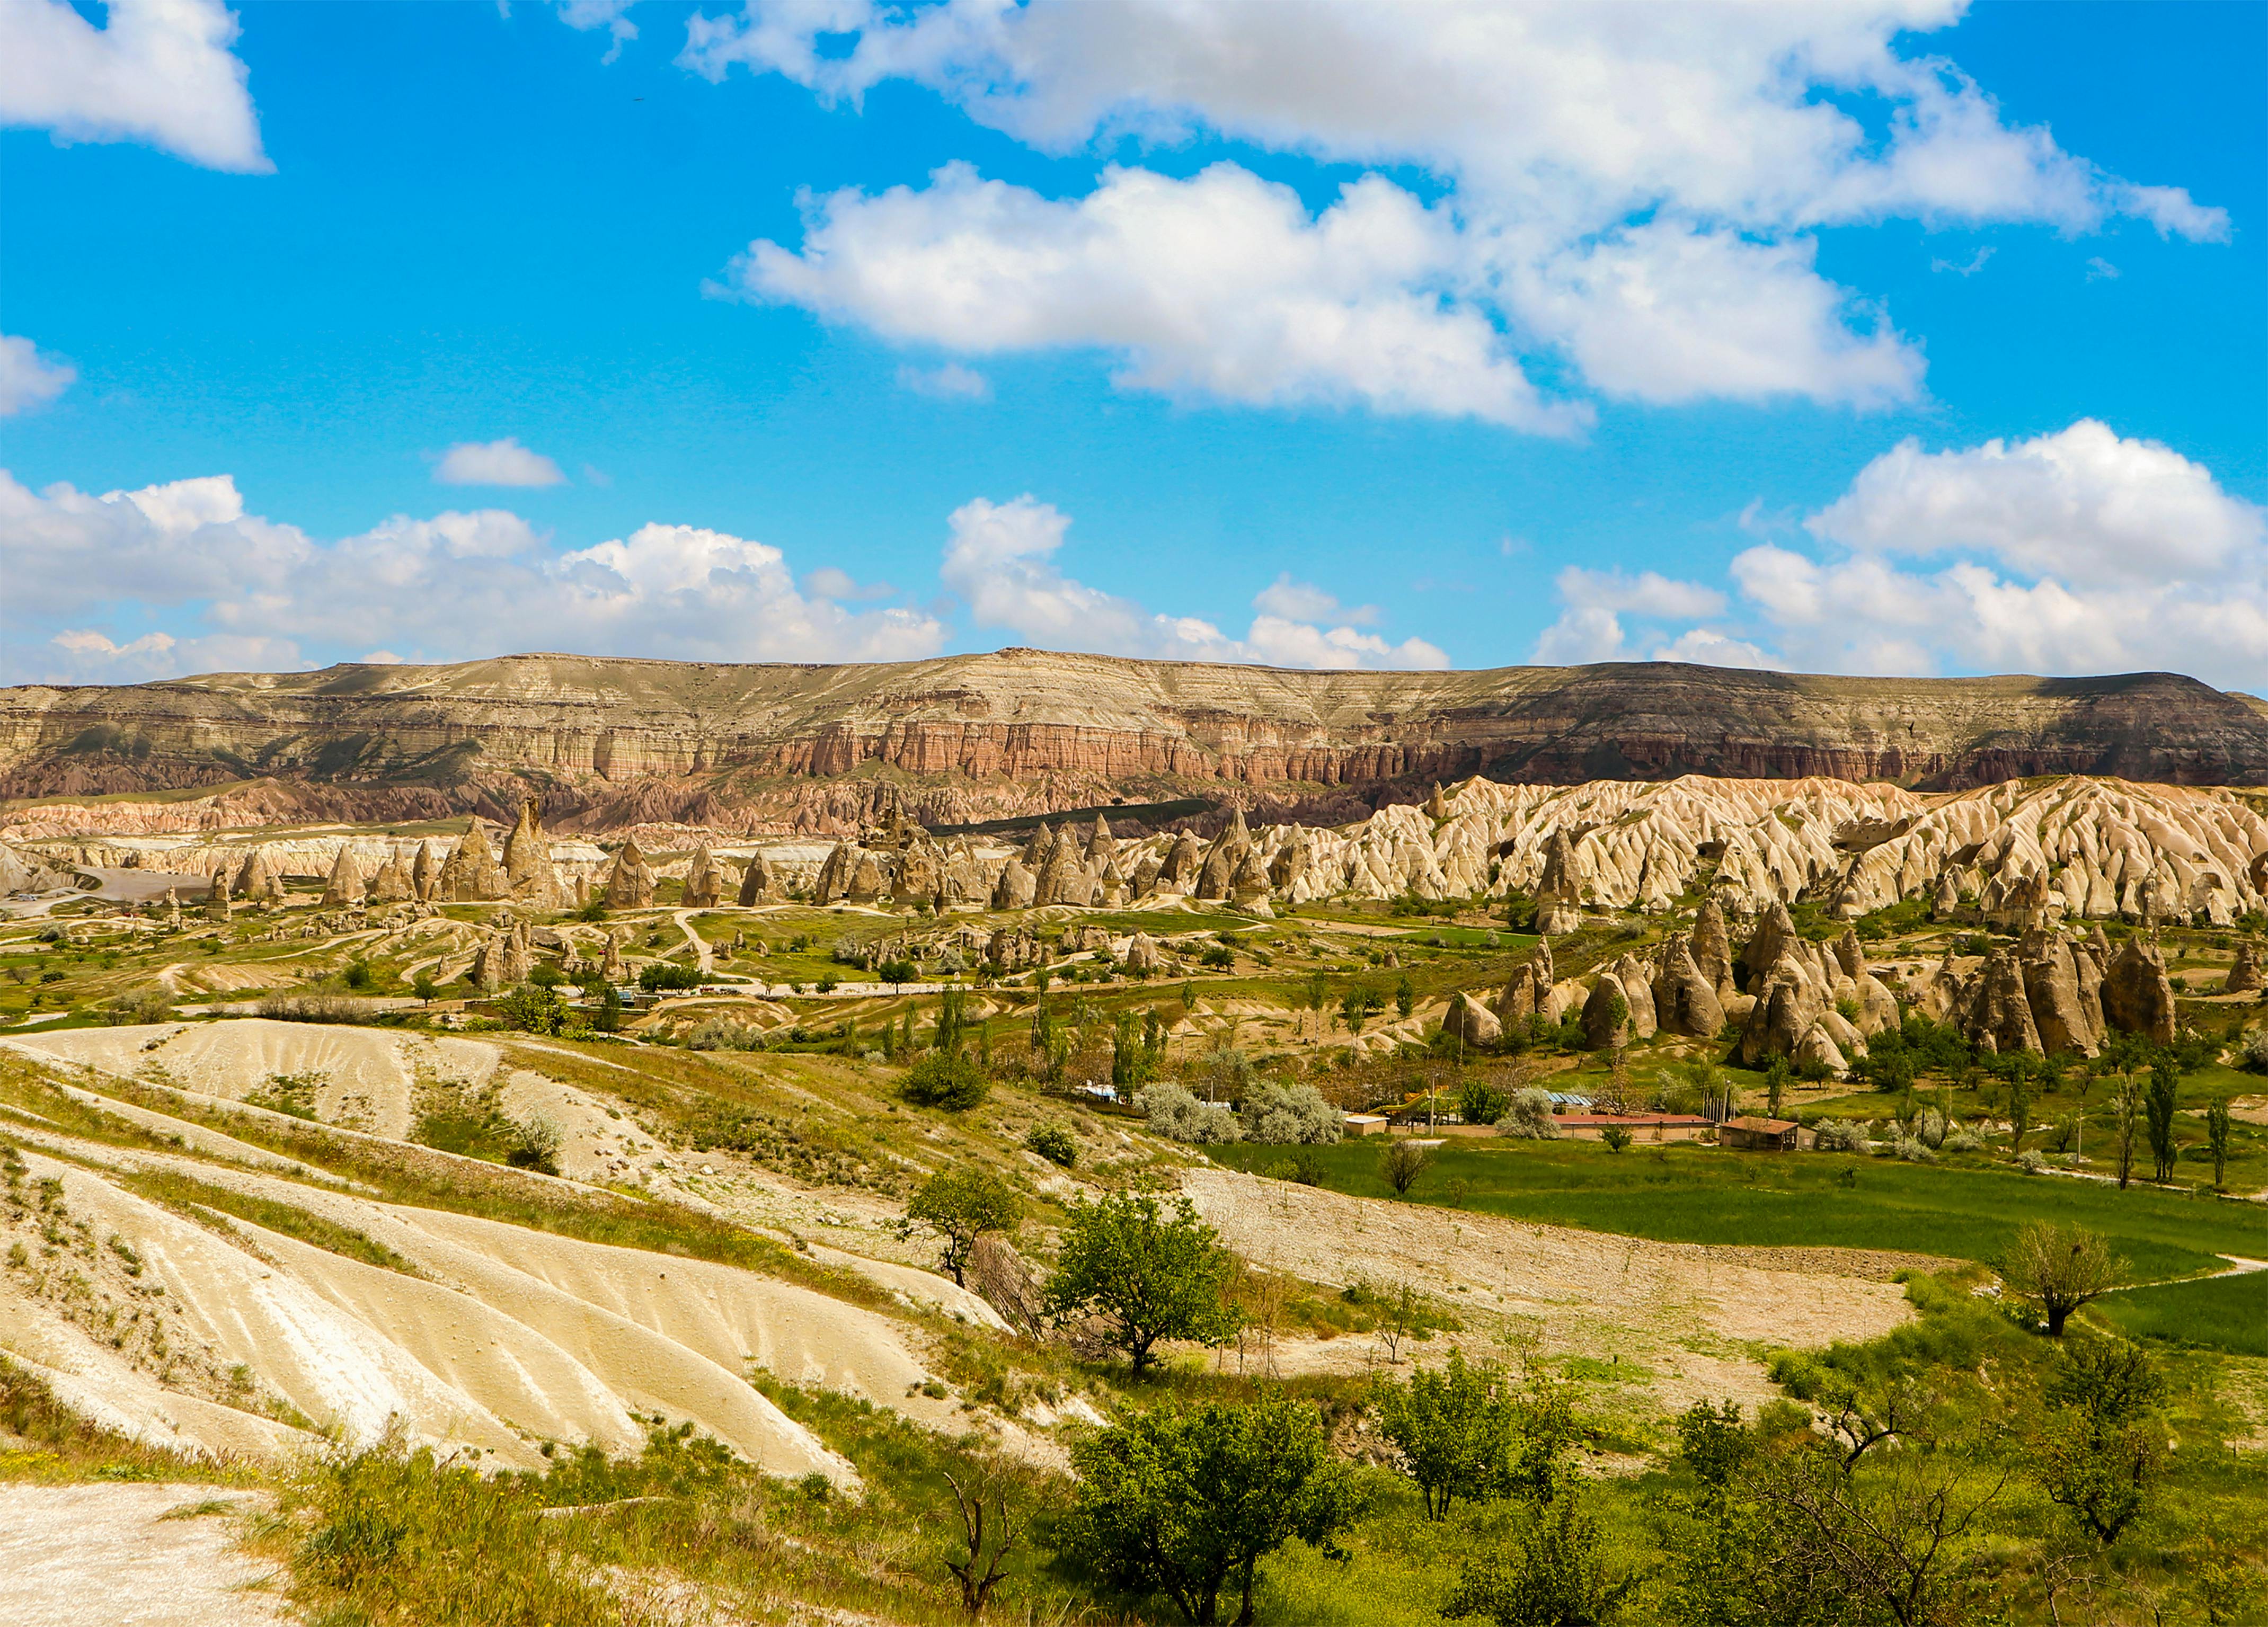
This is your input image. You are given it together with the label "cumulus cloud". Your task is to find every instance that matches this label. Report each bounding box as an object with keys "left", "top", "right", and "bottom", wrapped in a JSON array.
[
  {"left": 941, "top": 495, "right": 1446, "bottom": 669},
  {"left": 549, "top": 0, "right": 638, "bottom": 62},
  {"left": 684, "top": 0, "right": 2223, "bottom": 421},
  {"left": 1252, "top": 574, "right": 1377, "bottom": 626},
  {"left": 1525, "top": 421, "right": 2266, "bottom": 686},
  {"left": 0, "top": 0, "right": 268, "bottom": 172},
  {"left": 0, "top": 468, "right": 947, "bottom": 681},
  {"left": 434, "top": 437, "right": 568, "bottom": 487},
  {"left": 736, "top": 164, "right": 1582, "bottom": 432},
  {"left": 0, "top": 333, "right": 76, "bottom": 415}
]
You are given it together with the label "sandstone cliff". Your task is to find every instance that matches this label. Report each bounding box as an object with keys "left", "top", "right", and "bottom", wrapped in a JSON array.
[{"left": 3, "top": 650, "right": 2264, "bottom": 838}]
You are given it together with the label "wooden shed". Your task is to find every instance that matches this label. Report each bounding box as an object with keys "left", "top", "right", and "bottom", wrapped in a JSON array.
[{"left": 1718, "top": 1115, "right": 1801, "bottom": 1151}]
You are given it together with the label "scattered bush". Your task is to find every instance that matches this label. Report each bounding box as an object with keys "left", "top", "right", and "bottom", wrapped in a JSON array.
[
  {"left": 1495, "top": 1087, "right": 1561, "bottom": 1140},
  {"left": 687, "top": 1016, "right": 764, "bottom": 1052},
  {"left": 2239, "top": 1029, "right": 2268, "bottom": 1074},
  {"left": 902, "top": 1052, "right": 988, "bottom": 1112},
  {"left": 1024, "top": 1124, "right": 1077, "bottom": 1167},
  {"left": 256, "top": 992, "right": 380, "bottom": 1024},
  {"left": 1136, "top": 1082, "right": 1243, "bottom": 1144},
  {"left": 1811, "top": 1118, "right": 1871, "bottom": 1153},
  {"left": 103, "top": 988, "right": 174, "bottom": 1026},
  {"left": 1241, "top": 1082, "right": 1342, "bottom": 1144},
  {"left": 2017, "top": 1148, "right": 2048, "bottom": 1175},
  {"left": 637, "top": 962, "right": 703, "bottom": 993}
]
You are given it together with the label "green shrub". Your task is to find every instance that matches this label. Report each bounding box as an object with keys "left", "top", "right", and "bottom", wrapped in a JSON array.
[
  {"left": 1024, "top": 1124, "right": 1077, "bottom": 1167},
  {"left": 902, "top": 1052, "right": 988, "bottom": 1111}
]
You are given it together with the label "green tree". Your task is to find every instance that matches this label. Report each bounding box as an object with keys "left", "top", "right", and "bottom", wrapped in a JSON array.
[
  {"left": 2008, "top": 1063, "right": 2031, "bottom": 1159},
  {"left": 1764, "top": 1057, "right": 1789, "bottom": 1123},
  {"left": 1113, "top": 1009, "right": 1164, "bottom": 1091},
  {"left": 411, "top": 971, "right": 438, "bottom": 1005},
  {"left": 1304, "top": 969, "right": 1330, "bottom": 1035},
  {"left": 880, "top": 957, "right": 918, "bottom": 989},
  {"left": 2204, "top": 1096, "right": 2232, "bottom": 1189},
  {"left": 497, "top": 981, "right": 564, "bottom": 1034},
  {"left": 1042, "top": 1190, "right": 1242, "bottom": 1376},
  {"left": 1459, "top": 1078, "right": 1510, "bottom": 1128},
  {"left": 591, "top": 983, "right": 622, "bottom": 1033},
  {"left": 900, "top": 1170, "right": 1020, "bottom": 1286},
  {"left": 1675, "top": 1400, "right": 1753, "bottom": 1489},
  {"left": 1444, "top": 1491, "right": 1635, "bottom": 1627},
  {"left": 903, "top": 1052, "right": 989, "bottom": 1111},
  {"left": 1998, "top": 1221, "right": 2120, "bottom": 1338},
  {"left": 935, "top": 986, "right": 968, "bottom": 1055},
  {"left": 1395, "top": 974, "right": 1416, "bottom": 1019},
  {"left": 1374, "top": 1350, "right": 1519, "bottom": 1518},
  {"left": 1378, "top": 1137, "right": 1434, "bottom": 1198},
  {"left": 2144, "top": 1062, "right": 2180, "bottom": 1184},
  {"left": 2037, "top": 1338, "right": 2166, "bottom": 1545},
  {"left": 1067, "top": 1397, "right": 1360, "bottom": 1627}
]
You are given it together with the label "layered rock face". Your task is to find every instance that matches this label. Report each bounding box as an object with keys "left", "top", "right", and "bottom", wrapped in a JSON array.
[{"left": 4, "top": 651, "right": 2262, "bottom": 834}]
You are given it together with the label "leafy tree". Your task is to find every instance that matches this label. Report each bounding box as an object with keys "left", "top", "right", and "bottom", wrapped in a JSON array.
[
  {"left": 1113, "top": 1008, "right": 1165, "bottom": 1091},
  {"left": 2144, "top": 1062, "right": 2180, "bottom": 1184},
  {"left": 591, "top": 983, "right": 622, "bottom": 1033},
  {"left": 2204, "top": 1096, "right": 2232, "bottom": 1188},
  {"left": 880, "top": 957, "right": 918, "bottom": 988},
  {"left": 1675, "top": 1400, "right": 1753, "bottom": 1489},
  {"left": 1998, "top": 1221, "right": 2120, "bottom": 1337},
  {"left": 935, "top": 986, "right": 968, "bottom": 1055},
  {"left": 1374, "top": 1350, "right": 1520, "bottom": 1518},
  {"left": 1378, "top": 1137, "right": 1435, "bottom": 1198},
  {"left": 1067, "top": 1397, "right": 1360, "bottom": 1627},
  {"left": 497, "top": 981, "right": 565, "bottom": 1034},
  {"left": 900, "top": 1170, "right": 1020, "bottom": 1286},
  {"left": 639, "top": 962, "right": 702, "bottom": 993},
  {"left": 1024, "top": 1123, "right": 1077, "bottom": 1167},
  {"left": 1042, "top": 1190, "right": 1242, "bottom": 1376},
  {"left": 1460, "top": 1079, "right": 1511, "bottom": 1128},
  {"left": 411, "top": 971, "right": 438, "bottom": 1004},
  {"left": 903, "top": 1052, "right": 989, "bottom": 1112},
  {"left": 1764, "top": 1057, "right": 1789, "bottom": 1123},
  {"left": 1444, "top": 1491, "right": 1635, "bottom": 1627},
  {"left": 1395, "top": 974, "right": 1416, "bottom": 1019},
  {"left": 2104, "top": 1032, "right": 2151, "bottom": 1189},
  {"left": 2037, "top": 1338, "right": 2166, "bottom": 1545},
  {"left": 1303, "top": 970, "right": 1330, "bottom": 1035},
  {"left": 1599, "top": 1125, "right": 1631, "bottom": 1154},
  {"left": 528, "top": 962, "right": 563, "bottom": 990}
]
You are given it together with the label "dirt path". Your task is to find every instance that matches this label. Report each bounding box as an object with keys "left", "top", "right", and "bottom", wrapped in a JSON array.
[
  {"left": 1182, "top": 1167, "right": 1924, "bottom": 1415},
  {"left": 0, "top": 1483, "right": 282, "bottom": 1626},
  {"left": 674, "top": 909, "right": 714, "bottom": 973}
]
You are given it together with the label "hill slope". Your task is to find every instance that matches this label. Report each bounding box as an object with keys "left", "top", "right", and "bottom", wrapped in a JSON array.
[{"left": 3, "top": 649, "right": 2263, "bottom": 830}]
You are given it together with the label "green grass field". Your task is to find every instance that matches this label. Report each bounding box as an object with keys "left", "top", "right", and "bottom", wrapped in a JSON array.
[
  {"left": 2094, "top": 1268, "right": 2268, "bottom": 1356},
  {"left": 1205, "top": 1137, "right": 2266, "bottom": 1285}
]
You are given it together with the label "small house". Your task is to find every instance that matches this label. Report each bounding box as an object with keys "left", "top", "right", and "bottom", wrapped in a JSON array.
[
  {"left": 1342, "top": 1113, "right": 1392, "bottom": 1138},
  {"left": 1719, "top": 1115, "right": 1800, "bottom": 1151}
]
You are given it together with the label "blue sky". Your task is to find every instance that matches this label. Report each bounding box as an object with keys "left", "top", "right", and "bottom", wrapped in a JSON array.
[{"left": 2, "top": 0, "right": 2263, "bottom": 687}]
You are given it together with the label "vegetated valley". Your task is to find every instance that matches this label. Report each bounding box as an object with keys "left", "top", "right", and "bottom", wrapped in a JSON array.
[{"left": 0, "top": 768, "right": 2264, "bottom": 1627}]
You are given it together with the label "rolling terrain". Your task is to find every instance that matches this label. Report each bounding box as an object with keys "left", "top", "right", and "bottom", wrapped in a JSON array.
[{"left": 4, "top": 650, "right": 2265, "bottom": 835}]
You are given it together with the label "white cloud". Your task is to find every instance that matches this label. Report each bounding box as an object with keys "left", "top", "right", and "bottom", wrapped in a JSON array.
[
  {"left": 0, "top": 0, "right": 268, "bottom": 172},
  {"left": 434, "top": 437, "right": 568, "bottom": 487},
  {"left": 1252, "top": 574, "right": 1377, "bottom": 626},
  {"left": 940, "top": 494, "right": 1447, "bottom": 669},
  {"left": 0, "top": 468, "right": 949, "bottom": 681},
  {"left": 1521, "top": 422, "right": 2266, "bottom": 685},
  {"left": 1929, "top": 247, "right": 1994, "bottom": 277},
  {"left": 1805, "top": 419, "right": 2262, "bottom": 586},
  {"left": 550, "top": 0, "right": 637, "bottom": 61},
  {"left": 896, "top": 361, "right": 993, "bottom": 400},
  {"left": 737, "top": 163, "right": 1582, "bottom": 432},
  {"left": 0, "top": 333, "right": 76, "bottom": 415},
  {"left": 1553, "top": 566, "right": 1726, "bottom": 620},
  {"left": 684, "top": 0, "right": 2225, "bottom": 420},
  {"left": 802, "top": 565, "right": 896, "bottom": 601}
]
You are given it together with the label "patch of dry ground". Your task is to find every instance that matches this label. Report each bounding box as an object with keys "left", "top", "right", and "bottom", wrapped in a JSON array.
[
  {"left": 0, "top": 1483, "right": 280, "bottom": 1627},
  {"left": 1183, "top": 1167, "right": 1924, "bottom": 1413}
]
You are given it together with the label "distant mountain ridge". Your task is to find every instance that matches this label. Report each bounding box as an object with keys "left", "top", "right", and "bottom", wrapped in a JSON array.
[{"left": 2, "top": 650, "right": 2263, "bottom": 832}]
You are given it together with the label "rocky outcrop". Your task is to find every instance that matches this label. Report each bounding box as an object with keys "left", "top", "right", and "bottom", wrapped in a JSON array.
[
  {"left": 2101, "top": 937, "right": 2177, "bottom": 1045},
  {"left": 471, "top": 918, "right": 534, "bottom": 990},
  {"left": 736, "top": 848, "right": 779, "bottom": 906},
  {"left": 2227, "top": 943, "right": 2263, "bottom": 994},
  {"left": 319, "top": 846, "right": 364, "bottom": 910},
  {"left": 991, "top": 860, "right": 1036, "bottom": 911},
  {"left": 604, "top": 837, "right": 656, "bottom": 909},
  {"left": 435, "top": 822, "right": 508, "bottom": 902},
  {"left": 1965, "top": 950, "right": 2043, "bottom": 1057},
  {"left": 1533, "top": 828, "right": 1583, "bottom": 935},
  {"left": 233, "top": 845, "right": 285, "bottom": 904},
  {"left": 681, "top": 843, "right": 723, "bottom": 909},
  {"left": 1582, "top": 974, "right": 1635, "bottom": 1051},
  {"left": 501, "top": 799, "right": 564, "bottom": 906},
  {"left": 1444, "top": 992, "right": 1502, "bottom": 1047},
  {"left": 367, "top": 846, "right": 415, "bottom": 905},
  {"left": 1651, "top": 932, "right": 1726, "bottom": 1037},
  {"left": 8, "top": 655, "right": 2262, "bottom": 831},
  {"left": 1691, "top": 897, "right": 1736, "bottom": 1000},
  {"left": 2019, "top": 931, "right": 2103, "bottom": 1057},
  {"left": 1124, "top": 931, "right": 1163, "bottom": 974}
]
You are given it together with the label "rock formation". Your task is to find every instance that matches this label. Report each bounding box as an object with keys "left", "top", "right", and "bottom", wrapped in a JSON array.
[
  {"left": 1581, "top": 974, "right": 1635, "bottom": 1050},
  {"left": 1533, "top": 828, "right": 1583, "bottom": 935},
  {"left": 435, "top": 821, "right": 508, "bottom": 902},
  {"left": 1444, "top": 991, "right": 1502, "bottom": 1047},
  {"left": 604, "top": 837, "right": 656, "bottom": 909},
  {"left": 367, "top": 846, "right": 415, "bottom": 904},
  {"left": 681, "top": 842, "right": 723, "bottom": 909},
  {"left": 319, "top": 846, "right": 365, "bottom": 910},
  {"left": 1690, "top": 897, "right": 1736, "bottom": 1000},
  {"left": 1650, "top": 932, "right": 1725, "bottom": 1037},
  {"left": 990, "top": 859, "right": 1036, "bottom": 911},
  {"left": 2101, "top": 937, "right": 2178, "bottom": 1045},
  {"left": 737, "top": 848, "right": 779, "bottom": 906},
  {"left": 233, "top": 846, "right": 285, "bottom": 904},
  {"left": 2227, "top": 942, "right": 2263, "bottom": 994},
  {"left": 1124, "top": 931, "right": 1163, "bottom": 974}
]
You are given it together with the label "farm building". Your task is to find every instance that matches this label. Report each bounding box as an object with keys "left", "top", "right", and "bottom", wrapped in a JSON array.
[{"left": 1719, "top": 1116, "right": 1801, "bottom": 1151}]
